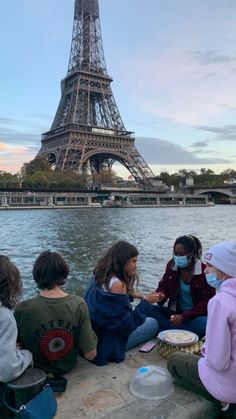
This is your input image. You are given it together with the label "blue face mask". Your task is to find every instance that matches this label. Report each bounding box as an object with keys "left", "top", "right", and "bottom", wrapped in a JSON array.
[
  {"left": 173, "top": 255, "right": 189, "bottom": 268},
  {"left": 205, "top": 272, "right": 224, "bottom": 290}
]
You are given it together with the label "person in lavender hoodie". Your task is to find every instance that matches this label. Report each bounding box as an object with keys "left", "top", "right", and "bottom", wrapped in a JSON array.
[
  {"left": 167, "top": 241, "right": 236, "bottom": 418},
  {"left": 0, "top": 255, "right": 32, "bottom": 416}
]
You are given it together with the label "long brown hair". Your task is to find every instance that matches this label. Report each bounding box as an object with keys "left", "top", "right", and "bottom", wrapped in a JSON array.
[
  {"left": 94, "top": 240, "right": 139, "bottom": 294},
  {"left": 0, "top": 255, "right": 22, "bottom": 309}
]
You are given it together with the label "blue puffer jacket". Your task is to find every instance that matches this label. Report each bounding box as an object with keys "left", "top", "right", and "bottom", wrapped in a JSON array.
[{"left": 84, "top": 277, "right": 151, "bottom": 366}]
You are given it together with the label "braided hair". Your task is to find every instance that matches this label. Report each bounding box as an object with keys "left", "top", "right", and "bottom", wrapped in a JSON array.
[{"left": 173, "top": 235, "right": 202, "bottom": 260}]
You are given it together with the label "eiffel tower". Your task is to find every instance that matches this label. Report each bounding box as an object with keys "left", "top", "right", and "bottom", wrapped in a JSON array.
[{"left": 38, "top": 0, "right": 155, "bottom": 185}]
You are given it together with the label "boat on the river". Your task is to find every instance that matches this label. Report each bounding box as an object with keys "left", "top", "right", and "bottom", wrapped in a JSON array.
[
  {"left": 102, "top": 199, "right": 133, "bottom": 208},
  {"left": 88, "top": 202, "right": 102, "bottom": 208}
]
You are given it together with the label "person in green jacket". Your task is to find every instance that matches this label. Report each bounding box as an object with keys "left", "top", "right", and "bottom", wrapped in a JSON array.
[{"left": 15, "top": 251, "right": 97, "bottom": 375}]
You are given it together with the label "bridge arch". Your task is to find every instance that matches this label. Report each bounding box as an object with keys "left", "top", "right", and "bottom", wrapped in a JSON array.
[
  {"left": 196, "top": 188, "right": 233, "bottom": 204},
  {"left": 81, "top": 149, "right": 150, "bottom": 183}
]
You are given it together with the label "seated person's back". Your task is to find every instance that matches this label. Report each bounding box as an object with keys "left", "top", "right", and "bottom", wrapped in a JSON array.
[
  {"left": 0, "top": 255, "right": 32, "bottom": 383},
  {"left": 15, "top": 251, "right": 97, "bottom": 375}
]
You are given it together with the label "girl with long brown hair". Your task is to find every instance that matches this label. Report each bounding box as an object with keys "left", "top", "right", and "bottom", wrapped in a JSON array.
[{"left": 84, "top": 240, "right": 158, "bottom": 366}]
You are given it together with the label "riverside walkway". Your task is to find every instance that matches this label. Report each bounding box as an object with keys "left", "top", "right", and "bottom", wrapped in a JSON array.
[{"left": 55, "top": 343, "right": 218, "bottom": 419}]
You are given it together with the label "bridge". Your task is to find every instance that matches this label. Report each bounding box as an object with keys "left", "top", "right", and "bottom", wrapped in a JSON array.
[{"left": 185, "top": 184, "right": 236, "bottom": 204}]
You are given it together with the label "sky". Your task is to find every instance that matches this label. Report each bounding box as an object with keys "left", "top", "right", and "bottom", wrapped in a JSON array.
[{"left": 1, "top": 0, "right": 236, "bottom": 178}]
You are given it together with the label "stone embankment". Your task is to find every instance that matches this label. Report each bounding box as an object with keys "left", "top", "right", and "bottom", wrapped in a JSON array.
[{"left": 55, "top": 344, "right": 218, "bottom": 419}]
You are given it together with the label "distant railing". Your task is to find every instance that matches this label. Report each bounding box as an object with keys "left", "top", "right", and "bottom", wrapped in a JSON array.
[{"left": 42, "top": 124, "right": 134, "bottom": 140}]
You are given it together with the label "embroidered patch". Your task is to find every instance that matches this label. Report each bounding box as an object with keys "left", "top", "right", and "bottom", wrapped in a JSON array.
[
  {"left": 204, "top": 252, "right": 212, "bottom": 260},
  {"left": 40, "top": 328, "right": 74, "bottom": 361}
]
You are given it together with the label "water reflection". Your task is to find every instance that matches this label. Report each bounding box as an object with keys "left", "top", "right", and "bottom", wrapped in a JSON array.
[{"left": 0, "top": 206, "right": 235, "bottom": 298}]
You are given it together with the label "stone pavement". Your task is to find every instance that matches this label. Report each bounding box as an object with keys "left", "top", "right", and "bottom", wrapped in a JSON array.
[{"left": 55, "top": 343, "right": 219, "bottom": 419}]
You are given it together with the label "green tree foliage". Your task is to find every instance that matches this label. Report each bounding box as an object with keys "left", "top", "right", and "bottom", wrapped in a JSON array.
[
  {"left": 2, "top": 159, "right": 236, "bottom": 190},
  {"left": 21, "top": 156, "right": 51, "bottom": 178},
  {"left": 24, "top": 171, "right": 49, "bottom": 188},
  {"left": 158, "top": 171, "right": 171, "bottom": 186},
  {"left": 155, "top": 168, "right": 236, "bottom": 188},
  {"left": 0, "top": 171, "right": 20, "bottom": 188},
  {"left": 221, "top": 169, "right": 236, "bottom": 178},
  {"left": 194, "top": 168, "right": 219, "bottom": 185},
  {"left": 20, "top": 157, "right": 87, "bottom": 189},
  {"left": 48, "top": 170, "right": 87, "bottom": 189}
]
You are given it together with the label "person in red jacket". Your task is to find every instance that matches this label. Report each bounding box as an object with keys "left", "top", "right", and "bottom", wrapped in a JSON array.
[{"left": 146, "top": 235, "right": 215, "bottom": 338}]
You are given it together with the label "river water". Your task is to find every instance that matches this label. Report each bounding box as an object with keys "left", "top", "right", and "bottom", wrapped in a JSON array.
[{"left": 0, "top": 205, "right": 235, "bottom": 299}]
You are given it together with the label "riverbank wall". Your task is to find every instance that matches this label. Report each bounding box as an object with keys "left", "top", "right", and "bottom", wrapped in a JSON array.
[{"left": 0, "top": 189, "right": 213, "bottom": 209}]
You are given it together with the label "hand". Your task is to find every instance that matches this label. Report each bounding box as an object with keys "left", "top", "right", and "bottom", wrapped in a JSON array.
[
  {"left": 144, "top": 292, "right": 165, "bottom": 304},
  {"left": 133, "top": 292, "right": 144, "bottom": 299},
  {"left": 169, "top": 314, "right": 183, "bottom": 326}
]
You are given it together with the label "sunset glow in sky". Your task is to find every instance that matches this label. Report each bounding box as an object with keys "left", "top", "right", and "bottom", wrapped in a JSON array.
[{"left": 0, "top": 0, "right": 236, "bottom": 176}]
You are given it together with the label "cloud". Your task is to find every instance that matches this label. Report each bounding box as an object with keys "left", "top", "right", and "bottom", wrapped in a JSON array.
[
  {"left": 0, "top": 130, "right": 40, "bottom": 149},
  {"left": 135, "top": 137, "right": 231, "bottom": 165},
  {"left": 185, "top": 50, "right": 234, "bottom": 65},
  {"left": 0, "top": 135, "right": 233, "bottom": 174},
  {"left": 29, "top": 113, "right": 53, "bottom": 121},
  {"left": 204, "top": 72, "right": 217, "bottom": 79},
  {"left": 0, "top": 142, "right": 35, "bottom": 172},
  {"left": 0, "top": 115, "right": 47, "bottom": 150},
  {"left": 121, "top": 38, "right": 236, "bottom": 125},
  {"left": 0, "top": 114, "right": 43, "bottom": 171},
  {"left": 0, "top": 143, "right": 8, "bottom": 151},
  {"left": 0, "top": 143, "right": 30, "bottom": 154},
  {"left": 197, "top": 124, "right": 236, "bottom": 141},
  {"left": 192, "top": 149, "right": 215, "bottom": 154},
  {"left": 0, "top": 117, "right": 20, "bottom": 126},
  {"left": 191, "top": 141, "right": 209, "bottom": 148}
]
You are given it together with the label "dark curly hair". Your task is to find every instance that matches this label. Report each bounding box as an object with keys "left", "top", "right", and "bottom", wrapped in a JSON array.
[
  {"left": 173, "top": 235, "right": 202, "bottom": 260},
  {"left": 94, "top": 240, "right": 139, "bottom": 295},
  {"left": 33, "top": 251, "right": 69, "bottom": 290},
  {"left": 0, "top": 255, "right": 22, "bottom": 309}
]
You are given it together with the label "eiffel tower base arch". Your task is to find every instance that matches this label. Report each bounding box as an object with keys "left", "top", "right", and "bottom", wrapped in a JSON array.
[{"left": 39, "top": 127, "right": 154, "bottom": 186}]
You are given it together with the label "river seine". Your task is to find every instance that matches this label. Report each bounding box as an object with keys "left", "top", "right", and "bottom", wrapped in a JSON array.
[{"left": 0, "top": 205, "right": 235, "bottom": 299}]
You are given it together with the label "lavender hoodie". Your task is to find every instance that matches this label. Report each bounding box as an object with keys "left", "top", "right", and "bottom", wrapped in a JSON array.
[{"left": 198, "top": 278, "right": 236, "bottom": 403}]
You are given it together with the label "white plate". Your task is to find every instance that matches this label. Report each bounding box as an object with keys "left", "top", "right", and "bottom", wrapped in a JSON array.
[{"left": 158, "top": 329, "right": 199, "bottom": 346}]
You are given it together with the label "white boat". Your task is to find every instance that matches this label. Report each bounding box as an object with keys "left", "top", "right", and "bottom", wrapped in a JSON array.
[
  {"left": 88, "top": 202, "right": 102, "bottom": 207},
  {"left": 102, "top": 200, "right": 133, "bottom": 208}
]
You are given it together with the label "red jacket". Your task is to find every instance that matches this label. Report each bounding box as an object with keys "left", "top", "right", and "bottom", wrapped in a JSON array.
[{"left": 155, "top": 259, "right": 215, "bottom": 320}]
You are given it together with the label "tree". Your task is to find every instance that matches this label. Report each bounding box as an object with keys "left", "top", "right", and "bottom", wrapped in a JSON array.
[
  {"left": 23, "top": 171, "right": 49, "bottom": 188},
  {"left": 178, "top": 169, "right": 197, "bottom": 178},
  {"left": 199, "top": 168, "right": 214, "bottom": 176},
  {"left": 93, "top": 169, "right": 116, "bottom": 185},
  {"left": 0, "top": 171, "right": 20, "bottom": 188},
  {"left": 158, "top": 172, "right": 171, "bottom": 186},
  {"left": 192, "top": 168, "right": 214, "bottom": 185},
  {"left": 220, "top": 169, "right": 236, "bottom": 178},
  {"left": 21, "top": 157, "right": 51, "bottom": 179},
  {"left": 49, "top": 170, "right": 87, "bottom": 189}
]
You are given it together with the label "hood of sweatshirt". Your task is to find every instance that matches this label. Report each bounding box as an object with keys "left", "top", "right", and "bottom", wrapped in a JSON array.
[
  {"left": 84, "top": 277, "right": 132, "bottom": 319},
  {"left": 219, "top": 277, "right": 236, "bottom": 298}
]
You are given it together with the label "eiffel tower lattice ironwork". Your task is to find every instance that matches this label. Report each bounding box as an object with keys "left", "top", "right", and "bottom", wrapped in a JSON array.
[{"left": 38, "top": 0, "right": 155, "bottom": 185}]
